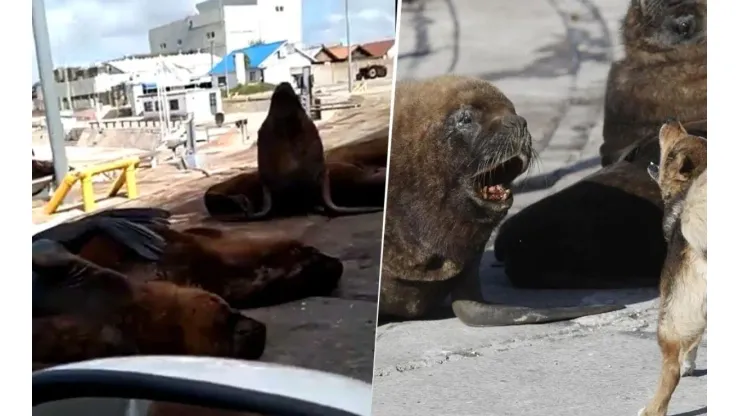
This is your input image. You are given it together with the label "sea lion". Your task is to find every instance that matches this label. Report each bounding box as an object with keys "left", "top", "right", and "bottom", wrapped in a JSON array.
[
  {"left": 36, "top": 208, "right": 344, "bottom": 309},
  {"left": 379, "top": 75, "right": 623, "bottom": 327},
  {"left": 203, "top": 82, "right": 385, "bottom": 221},
  {"left": 601, "top": 0, "right": 706, "bottom": 166},
  {"left": 494, "top": 122, "right": 707, "bottom": 289},
  {"left": 32, "top": 240, "right": 266, "bottom": 366}
]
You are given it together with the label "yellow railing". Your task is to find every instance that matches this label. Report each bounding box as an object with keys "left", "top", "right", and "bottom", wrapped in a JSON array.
[
  {"left": 352, "top": 80, "right": 368, "bottom": 93},
  {"left": 43, "top": 157, "right": 140, "bottom": 215}
]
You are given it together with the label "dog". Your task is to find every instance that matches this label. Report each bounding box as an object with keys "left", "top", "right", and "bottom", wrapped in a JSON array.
[{"left": 639, "top": 119, "right": 707, "bottom": 416}]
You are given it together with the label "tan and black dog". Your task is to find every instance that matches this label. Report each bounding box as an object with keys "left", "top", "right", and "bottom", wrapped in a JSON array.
[{"left": 639, "top": 119, "right": 707, "bottom": 416}]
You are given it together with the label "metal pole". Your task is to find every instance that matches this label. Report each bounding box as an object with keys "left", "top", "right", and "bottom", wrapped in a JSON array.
[
  {"left": 210, "top": 41, "right": 214, "bottom": 72},
  {"left": 32, "top": 0, "right": 69, "bottom": 190},
  {"left": 64, "top": 67, "right": 72, "bottom": 110},
  {"left": 345, "top": 0, "right": 353, "bottom": 93},
  {"left": 219, "top": 0, "right": 229, "bottom": 93}
]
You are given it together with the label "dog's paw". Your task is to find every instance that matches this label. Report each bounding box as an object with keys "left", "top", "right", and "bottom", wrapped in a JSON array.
[
  {"left": 681, "top": 359, "right": 696, "bottom": 377},
  {"left": 637, "top": 407, "right": 646, "bottom": 416}
]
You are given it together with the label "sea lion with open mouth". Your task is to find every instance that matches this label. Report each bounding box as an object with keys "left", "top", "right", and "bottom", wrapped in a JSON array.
[{"left": 379, "top": 75, "right": 623, "bottom": 327}]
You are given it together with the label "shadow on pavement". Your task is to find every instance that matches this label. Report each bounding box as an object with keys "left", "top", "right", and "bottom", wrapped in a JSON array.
[{"left": 672, "top": 407, "right": 707, "bottom": 416}]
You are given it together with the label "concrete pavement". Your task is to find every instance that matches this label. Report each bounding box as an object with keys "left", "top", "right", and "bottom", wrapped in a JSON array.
[{"left": 372, "top": 1, "right": 707, "bottom": 415}]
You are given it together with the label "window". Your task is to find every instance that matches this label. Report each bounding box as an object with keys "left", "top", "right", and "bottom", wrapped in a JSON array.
[
  {"left": 209, "top": 92, "right": 217, "bottom": 107},
  {"left": 277, "top": 50, "right": 284, "bottom": 59},
  {"left": 206, "top": 31, "right": 215, "bottom": 39},
  {"left": 275, "top": 5, "right": 284, "bottom": 11},
  {"left": 160, "top": 42, "right": 167, "bottom": 49},
  {"left": 143, "top": 102, "right": 153, "bottom": 112},
  {"left": 217, "top": 76, "right": 226, "bottom": 86},
  {"left": 177, "top": 39, "right": 182, "bottom": 45},
  {"left": 169, "top": 99, "right": 180, "bottom": 111},
  {"left": 155, "top": 101, "right": 160, "bottom": 111}
]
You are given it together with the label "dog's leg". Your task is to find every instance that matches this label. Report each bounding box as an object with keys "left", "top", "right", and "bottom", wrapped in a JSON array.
[
  {"left": 638, "top": 324, "right": 682, "bottom": 416},
  {"left": 680, "top": 333, "right": 703, "bottom": 377}
]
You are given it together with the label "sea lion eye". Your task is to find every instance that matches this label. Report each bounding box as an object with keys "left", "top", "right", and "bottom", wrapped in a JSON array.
[{"left": 673, "top": 16, "right": 694, "bottom": 37}]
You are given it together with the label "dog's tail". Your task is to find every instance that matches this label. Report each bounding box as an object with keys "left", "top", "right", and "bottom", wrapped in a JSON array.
[{"left": 681, "top": 170, "right": 707, "bottom": 258}]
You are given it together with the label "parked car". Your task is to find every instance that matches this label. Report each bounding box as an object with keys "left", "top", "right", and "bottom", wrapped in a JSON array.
[{"left": 33, "top": 356, "right": 372, "bottom": 416}]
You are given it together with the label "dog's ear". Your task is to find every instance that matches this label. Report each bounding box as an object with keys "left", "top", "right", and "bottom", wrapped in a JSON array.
[{"left": 675, "top": 153, "right": 697, "bottom": 182}]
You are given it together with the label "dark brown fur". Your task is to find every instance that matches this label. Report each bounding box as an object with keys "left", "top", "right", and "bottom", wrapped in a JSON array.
[
  {"left": 32, "top": 249, "right": 267, "bottom": 367},
  {"left": 601, "top": 0, "right": 706, "bottom": 166},
  {"left": 639, "top": 119, "right": 707, "bottom": 416},
  {"left": 203, "top": 82, "right": 386, "bottom": 221},
  {"left": 380, "top": 75, "right": 622, "bottom": 327},
  {"left": 36, "top": 209, "right": 344, "bottom": 309},
  {"left": 74, "top": 224, "right": 344, "bottom": 309}
]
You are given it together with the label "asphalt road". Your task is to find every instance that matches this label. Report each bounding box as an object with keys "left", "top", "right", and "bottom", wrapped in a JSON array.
[{"left": 372, "top": 1, "right": 707, "bottom": 415}]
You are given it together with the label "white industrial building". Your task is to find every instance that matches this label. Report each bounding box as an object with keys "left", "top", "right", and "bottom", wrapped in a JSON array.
[
  {"left": 124, "top": 58, "right": 224, "bottom": 124},
  {"left": 50, "top": 52, "right": 219, "bottom": 113},
  {"left": 132, "top": 86, "right": 223, "bottom": 125},
  {"left": 148, "top": 0, "right": 303, "bottom": 58},
  {"left": 209, "top": 40, "right": 314, "bottom": 87}
]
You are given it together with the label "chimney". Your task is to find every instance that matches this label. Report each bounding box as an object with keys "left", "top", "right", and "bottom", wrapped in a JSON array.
[{"left": 234, "top": 51, "right": 247, "bottom": 85}]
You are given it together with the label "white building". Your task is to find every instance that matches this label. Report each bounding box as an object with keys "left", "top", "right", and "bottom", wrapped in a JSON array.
[
  {"left": 131, "top": 86, "right": 223, "bottom": 125},
  {"left": 51, "top": 52, "right": 219, "bottom": 112},
  {"left": 148, "top": 0, "right": 303, "bottom": 58},
  {"left": 209, "top": 40, "right": 314, "bottom": 88}
]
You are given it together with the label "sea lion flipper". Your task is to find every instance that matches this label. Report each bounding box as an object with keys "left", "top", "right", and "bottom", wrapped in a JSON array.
[
  {"left": 32, "top": 208, "right": 171, "bottom": 246},
  {"left": 33, "top": 247, "right": 133, "bottom": 318},
  {"left": 320, "top": 170, "right": 384, "bottom": 215},
  {"left": 247, "top": 185, "right": 273, "bottom": 219},
  {"left": 97, "top": 208, "right": 172, "bottom": 227},
  {"left": 95, "top": 217, "right": 167, "bottom": 261},
  {"left": 450, "top": 300, "right": 625, "bottom": 327}
]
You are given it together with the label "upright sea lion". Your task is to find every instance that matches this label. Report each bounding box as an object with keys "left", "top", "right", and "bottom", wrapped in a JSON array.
[
  {"left": 379, "top": 75, "right": 623, "bottom": 327},
  {"left": 203, "top": 82, "right": 386, "bottom": 221},
  {"left": 35, "top": 208, "right": 344, "bottom": 309},
  {"left": 32, "top": 240, "right": 266, "bottom": 366},
  {"left": 601, "top": 0, "right": 706, "bottom": 166}
]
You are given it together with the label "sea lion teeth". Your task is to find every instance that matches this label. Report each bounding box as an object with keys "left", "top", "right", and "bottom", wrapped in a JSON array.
[{"left": 379, "top": 75, "right": 623, "bottom": 327}]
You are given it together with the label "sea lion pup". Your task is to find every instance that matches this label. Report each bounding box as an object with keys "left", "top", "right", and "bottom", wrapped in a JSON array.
[
  {"left": 601, "top": 0, "right": 706, "bottom": 167},
  {"left": 203, "top": 82, "right": 385, "bottom": 221},
  {"left": 34, "top": 208, "right": 344, "bottom": 309},
  {"left": 32, "top": 240, "right": 267, "bottom": 366},
  {"left": 638, "top": 119, "right": 706, "bottom": 416},
  {"left": 379, "top": 75, "right": 623, "bottom": 327},
  {"left": 494, "top": 118, "right": 708, "bottom": 289}
]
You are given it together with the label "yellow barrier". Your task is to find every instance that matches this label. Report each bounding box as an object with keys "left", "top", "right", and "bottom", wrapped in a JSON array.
[
  {"left": 352, "top": 80, "right": 368, "bottom": 93},
  {"left": 43, "top": 157, "right": 141, "bottom": 215}
]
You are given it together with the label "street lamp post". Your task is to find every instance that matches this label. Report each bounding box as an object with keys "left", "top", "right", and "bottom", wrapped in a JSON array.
[
  {"left": 32, "top": 0, "right": 69, "bottom": 191},
  {"left": 345, "top": 0, "right": 352, "bottom": 93}
]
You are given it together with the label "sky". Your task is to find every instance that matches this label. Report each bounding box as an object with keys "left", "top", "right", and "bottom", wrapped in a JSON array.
[{"left": 32, "top": 0, "right": 397, "bottom": 82}]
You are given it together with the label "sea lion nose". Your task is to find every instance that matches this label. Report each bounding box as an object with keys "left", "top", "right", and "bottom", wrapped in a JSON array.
[{"left": 503, "top": 115, "right": 528, "bottom": 131}]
